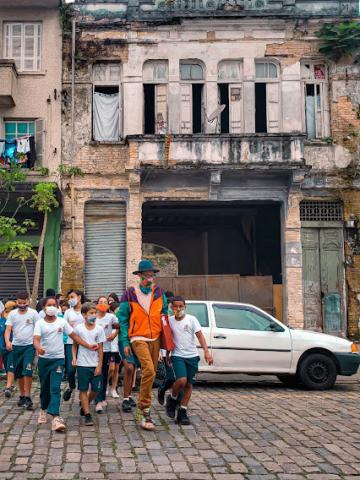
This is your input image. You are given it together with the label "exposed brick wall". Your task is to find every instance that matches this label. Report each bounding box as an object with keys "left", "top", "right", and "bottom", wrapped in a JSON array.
[
  {"left": 331, "top": 96, "right": 360, "bottom": 153},
  {"left": 73, "top": 144, "right": 129, "bottom": 175},
  {"left": 265, "top": 40, "right": 319, "bottom": 66}
]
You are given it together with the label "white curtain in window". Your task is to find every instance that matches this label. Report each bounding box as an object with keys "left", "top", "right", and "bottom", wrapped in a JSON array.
[{"left": 93, "top": 92, "right": 119, "bottom": 141}]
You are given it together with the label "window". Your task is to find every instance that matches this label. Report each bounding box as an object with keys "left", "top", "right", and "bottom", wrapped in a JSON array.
[
  {"left": 214, "top": 304, "right": 275, "bottom": 331},
  {"left": 218, "top": 61, "right": 243, "bottom": 134},
  {"left": 301, "top": 63, "right": 329, "bottom": 139},
  {"left": 180, "top": 61, "right": 204, "bottom": 134},
  {"left": 300, "top": 200, "right": 343, "bottom": 222},
  {"left": 3, "top": 119, "right": 43, "bottom": 167},
  {"left": 4, "top": 23, "right": 41, "bottom": 72},
  {"left": 255, "top": 61, "right": 280, "bottom": 133},
  {"left": 93, "top": 63, "right": 121, "bottom": 141},
  {"left": 143, "top": 61, "right": 168, "bottom": 135},
  {"left": 186, "top": 303, "right": 209, "bottom": 328},
  {"left": 4, "top": 121, "right": 35, "bottom": 141}
]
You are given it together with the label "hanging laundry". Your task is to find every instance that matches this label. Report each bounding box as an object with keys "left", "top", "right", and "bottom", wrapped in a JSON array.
[
  {"left": 27, "top": 136, "right": 37, "bottom": 168},
  {"left": 16, "top": 136, "right": 30, "bottom": 154},
  {"left": 4, "top": 141, "right": 17, "bottom": 163},
  {"left": 0, "top": 141, "right": 5, "bottom": 157}
]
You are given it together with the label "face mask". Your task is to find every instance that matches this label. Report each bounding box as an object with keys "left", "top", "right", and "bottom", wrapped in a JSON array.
[
  {"left": 96, "top": 304, "right": 108, "bottom": 313},
  {"left": 140, "top": 276, "right": 154, "bottom": 289},
  {"left": 45, "top": 306, "right": 58, "bottom": 317},
  {"left": 17, "top": 304, "right": 28, "bottom": 311},
  {"left": 69, "top": 298, "right": 78, "bottom": 308},
  {"left": 175, "top": 308, "right": 186, "bottom": 319},
  {"left": 87, "top": 316, "right": 96, "bottom": 325}
]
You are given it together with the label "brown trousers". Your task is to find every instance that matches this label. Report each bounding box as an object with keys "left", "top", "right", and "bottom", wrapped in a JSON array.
[{"left": 131, "top": 338, "right": 161, "bottom": 410}]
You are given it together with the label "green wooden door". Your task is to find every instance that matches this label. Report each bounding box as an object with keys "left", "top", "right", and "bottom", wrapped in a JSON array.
[{"left": 301, "top": 227, "right": 344, "bottom": 333}]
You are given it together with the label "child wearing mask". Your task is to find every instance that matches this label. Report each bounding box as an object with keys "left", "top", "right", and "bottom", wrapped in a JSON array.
[
  {"left": 72, "top": 302, "right": 106, "bottom": 426},
  {"left": 94, "top": 297, "right": 119, "bottom": 413},
  {"left": 63, "top": 289, "right": 84, "bottom": 401},
  {"left": 1, "top": 301, "right": 16, "bottom": 398},
  {"left": 5, "top": 291, "right": 40, "bottom": 410},
  {"left": 34, "top": 297, "right": 99, "bottom": 432},
  {"left": 165, "top": 296, "right": 213, "bottom": 425}
]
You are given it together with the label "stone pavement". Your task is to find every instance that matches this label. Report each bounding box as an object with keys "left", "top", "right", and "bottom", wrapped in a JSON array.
[{"left": 0, "top": 374, "right": 360, "bottom": 480}]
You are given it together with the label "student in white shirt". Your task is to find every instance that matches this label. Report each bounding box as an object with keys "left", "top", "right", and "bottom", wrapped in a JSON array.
[
  {"left": 165, "top": 296, "right": 213, "bottom": 425},
  {"left": 63, "top": 289, "right": 84, "bottom": 401},
  {"left": 94, "top": 297, "right": 119, "bottom": 412},
  {"left": 33, "top": 296, "right": 99, "bottom": 432},
  {"left": 5, "top": 291, "right": 40, "bottom": 410},
  {"left": 72, "top": 302, "right": 106, "bottom": 426}
]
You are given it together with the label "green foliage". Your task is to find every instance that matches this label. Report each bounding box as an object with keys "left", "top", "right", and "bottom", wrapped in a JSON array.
[
  {"left": 0, "top": 166, "right": 26, "bottom": 191},
  {"left": 316, "top": 22, "right": 360, "bottom": 63},
  {"left": 1, "top": 241, "right": 36, "bottom": 263},
  {"left": 31, "top": 183, "right": 59, "bottom": 214},
  {"left": 58, "top": 164, "right": 84, "bottom": 177},
  {"left": 37, "top": 167, "right": 50, "bottom": 176},
  {"left": 0, "top": 216, "right": 35, "bottom": 242}
]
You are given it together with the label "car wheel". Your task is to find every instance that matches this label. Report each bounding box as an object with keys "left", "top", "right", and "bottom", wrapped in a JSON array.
[
  {"left": 276, "top": 375, "right": 300, "bottom": 388},
  {"left": 298, "top": 353, "right": 337, "bottom": 390}
]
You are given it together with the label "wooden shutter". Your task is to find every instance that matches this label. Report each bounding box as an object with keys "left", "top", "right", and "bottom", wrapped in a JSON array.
[
  {"left": 155, "top": 84, "right": 168, "bottom": 134},
  {"left": 35, "top": 119, "right": 45, "bottom": 166},
  {"left": 322, "top": 83, "right": 330, "bottom": 137},
  {"left": 180, "top": 83, "right": 192, "bottom": 134},
  {"left": 229, "top": 84, "right": 242, "bottom": 133},
  {"left": 266, "top": 83, "right": 280, "bottom": 133}
]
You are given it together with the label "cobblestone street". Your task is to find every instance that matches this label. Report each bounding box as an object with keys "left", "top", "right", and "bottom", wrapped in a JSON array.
[{"left": 0, "top": 375, "right": 359, "bottom": 480}]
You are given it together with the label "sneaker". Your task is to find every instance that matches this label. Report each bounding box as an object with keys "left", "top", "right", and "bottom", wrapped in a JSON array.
[
  {"left": 129, "top": 396, "right": 136, "bottom": 408},
  {"left": 84, "top": 414, "right": 94, "bottom": 426},
  {"left": 9, "top": 385, "right": 16, "bottom": 392},
  {"left": 102, "top": 400, "right": 108, "bottom": 408},
  {"left": 111, "top": 389, "right": 119, "bottom": 398},
  {"left": 17, "top": 396, "right": 25, "bottom": 407},
  {"left": 137, "top": 408, "right": 155, "bottom": 431},
  {"left": 80, "top": 407, "right": 85, "bottom": 417},
  {"left": 63, "top": 388, "right": 73, "bottom": 402},
  {"left": 24, "top": 397, "right": 34, "bottom": 411},
  {"left": 95, "top": 402, "right": 103, "bottom": 414},
  {"left": 4, "top": 388, "right": 12, "bottom": 399},
  {"left": 38, "top": 410, "right": 47, "bottom": 424},
  {"left": 52, "top": 416, "right": 66, "bottom": 432},
  {"left": 176, "top": 407, "right": 190, "bottom": 425},
  {"left": 122, "top": 399, "right": 132, "bottom": 412},
  {"left": 165, "top": 395, "right": 178, "bottom": 419},
  {"left": 157, "top": 387, "right": 165, "bottom": 406}
]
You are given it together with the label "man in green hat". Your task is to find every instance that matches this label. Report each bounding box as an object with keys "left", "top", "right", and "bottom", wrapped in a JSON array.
[{"left": 117, "top": 260, "right": 168, "bottom": 430}]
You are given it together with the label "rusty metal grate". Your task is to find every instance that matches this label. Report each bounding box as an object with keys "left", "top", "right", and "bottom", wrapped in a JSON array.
[{"left": 300, "top": 201, "right": 343, "bottom": 222}]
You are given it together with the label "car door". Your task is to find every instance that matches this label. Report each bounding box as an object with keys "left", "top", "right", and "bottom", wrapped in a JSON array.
[
  {"left": 210, "top": 303, "right": 292, "bottom": 373},
  {"left": 186, "top": 302, "right": 213, "bottom": 372}
]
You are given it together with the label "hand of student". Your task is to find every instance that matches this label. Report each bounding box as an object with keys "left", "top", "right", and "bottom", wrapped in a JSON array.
[
  {"left": 6, "top": 342, "right": 12, "bottom": 352},
  {"left": 166, "top": 356, "right": 171, "bottom": 368},
  {"left": 158, "top": 352, "right": 163, "bottom": 362},
  {"left": 205, "top": 351, "right": 213, "bottom": 365},
  {"left": 124, "top": 346, "right": 131, "bottom": 357},
  {"left": 36, "top": 347, "right": 46, "bottom": 356},
  {"left": 94, "top": 366, "right": 101, "bottom": 376},
  {"left": 89, "top": 344, "right": 99, "bottom": 351},
  {"left": 72, "top": 358, "right": 77, "bottom": 367}
]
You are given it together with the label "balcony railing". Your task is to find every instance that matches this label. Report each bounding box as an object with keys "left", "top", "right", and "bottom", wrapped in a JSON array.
[
  {"left": 128, "top": 133, "right": 305, "bottom": 168},
  {"left": 0, "top": 61, "right": 17, "bottom": 108}
]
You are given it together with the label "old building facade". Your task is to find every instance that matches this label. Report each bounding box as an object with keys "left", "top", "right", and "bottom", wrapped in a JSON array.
[
  {"left": 0, "top": 0, "right": 62, "bottom": 296},
  {"left": 61, "top": 0, "right": 360, "bottom": 336}
]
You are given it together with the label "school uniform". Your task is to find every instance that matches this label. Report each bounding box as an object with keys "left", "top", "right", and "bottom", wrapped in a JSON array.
[
  {"left": 95, "top": 313, "right": 118, "bottom": 403},
  {"left": 110, "top": 332, "right": 121, "bottom": 364},
  {"left": 0, "top": 316, "right": 12, "bottom": 373},
  {"left": 63, "top": 308, "right": 83, "bottom": 389},
  {"left": 34, "top": 318, "right": 73, "bottom": 416},
  {"left": 5, "top": 308, "right": 39, "bottom": 379},
  {"left": 73, "top": 323, "right": 106, "bottom": 392}
]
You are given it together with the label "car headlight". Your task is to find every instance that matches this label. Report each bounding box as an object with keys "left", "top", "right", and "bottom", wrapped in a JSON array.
[{"left": 351, "top": 343, "right": 359, "bottom": 353}]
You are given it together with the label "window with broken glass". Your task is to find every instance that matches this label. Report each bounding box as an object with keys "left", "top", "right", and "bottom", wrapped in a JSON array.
[
  {"left": 92, "top": 63, "right": 122, "bottom": 142},
  {"left": 180, "top": 61, "right": 205, "bottom": 134},
  {"left": 217, "top": 60, "right": 243, "bottom": 134},
  {"left": 143, "top": 60, "right": 168, "bottom": 135},
  {"left": 301, "top": 62, "right": 329, "bottom": 139}
]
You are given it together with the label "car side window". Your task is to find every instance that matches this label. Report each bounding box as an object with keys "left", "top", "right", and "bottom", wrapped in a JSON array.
[
  {"left": 186, "top": 303, "right": 209, "bottom": 327},
  {"left": 213, "top": 304, "right": 274, "bottom": 331}
]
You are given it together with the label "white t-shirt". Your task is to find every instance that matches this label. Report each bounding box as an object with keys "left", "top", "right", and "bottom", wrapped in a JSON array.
[
  {"left": 73, "top": 323, "right": 106, "bottom": 367},
  {"left": 6, "top": 308, "right": 40, "bottom": 346},
  {"left": 64, "top": 308, "right": 84, "bottom": 344},
  {"left": 110, "top": 331, "right": 119, "bottom": 353},
  {"left": 96, "top": 313, "right": 118, "bottom": 352},
  {"left": 34, "top": 317, "right": 73, "bottom": 359},
  {"left": 169, "top": 314, "right": 202, "bottom": 358}
]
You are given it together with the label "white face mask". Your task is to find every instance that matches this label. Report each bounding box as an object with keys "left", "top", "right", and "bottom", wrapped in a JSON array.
[
  {"left": 69, "top": 298, "right": 78, "bottom": 308},
  {"left": 45, "top": 306, "right": 58, "bottom": 317}
]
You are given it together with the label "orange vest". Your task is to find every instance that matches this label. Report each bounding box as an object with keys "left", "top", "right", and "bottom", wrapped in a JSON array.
[{"left": 128, "top": 289, "right": 164, "bottom": 340}]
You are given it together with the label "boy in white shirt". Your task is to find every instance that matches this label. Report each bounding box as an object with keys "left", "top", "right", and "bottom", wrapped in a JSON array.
[
  {"left": 72, "top": 302, "right": 106, "bottom": 426},
  {"left": 5, "top": 291, "right": 40, "bottom": 410},
  {"left": 166, "top": 296, "right": 213, "bottom": 425},
  {"left": 33, "top": 296, "right": 99, "bottom": 432}
]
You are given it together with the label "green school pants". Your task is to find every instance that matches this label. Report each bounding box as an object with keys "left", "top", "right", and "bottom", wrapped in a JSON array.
[{"left": 38, "top": 357, "right": 65, "bottom": 416}]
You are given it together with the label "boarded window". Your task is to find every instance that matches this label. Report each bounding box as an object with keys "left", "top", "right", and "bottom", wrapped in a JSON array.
[{"left": 85, "top": 203, "right": 126, "bottom": 300}]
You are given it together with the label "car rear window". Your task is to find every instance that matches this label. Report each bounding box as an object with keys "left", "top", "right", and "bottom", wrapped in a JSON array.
[{"left": 186, "top": 303, "right": 209, "bottom": 327}]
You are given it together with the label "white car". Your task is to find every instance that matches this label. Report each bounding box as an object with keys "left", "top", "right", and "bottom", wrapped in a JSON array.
[{"left": 185, "top": 301, "right": 360, "bottom": 390}]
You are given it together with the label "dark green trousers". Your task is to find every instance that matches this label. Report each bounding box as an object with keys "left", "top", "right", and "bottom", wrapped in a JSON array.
[{"left": 38, "top": 357, "right": 65, "bottom": 416}]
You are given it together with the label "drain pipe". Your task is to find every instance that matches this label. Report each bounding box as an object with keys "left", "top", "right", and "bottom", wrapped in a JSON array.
[{"left": 70, "top": 15, "right": 76, "bottom": 249}]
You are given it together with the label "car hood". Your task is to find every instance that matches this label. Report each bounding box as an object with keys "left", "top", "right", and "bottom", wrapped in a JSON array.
[{"left": 290, "top": 328, "right": 352, "bottom": 353}]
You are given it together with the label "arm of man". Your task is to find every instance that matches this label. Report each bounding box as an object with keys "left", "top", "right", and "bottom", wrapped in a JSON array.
[
  {"left": 4, "top": 325, "right": 12, "bottom": 351},
  {"left": 117, "top": 293, "right": 131, "bottom": 349},
  {"left": 161, "top": 293, "right": 169, "bottom": 315},
  {"left": 195, "top": 330, "right": 213, "bottom": 365},
  {"left": 72, "top": 341, "right": 78, "bottom": 367},
  {"left": 95, "top": 343, "right": 103, "bottom": 376}
]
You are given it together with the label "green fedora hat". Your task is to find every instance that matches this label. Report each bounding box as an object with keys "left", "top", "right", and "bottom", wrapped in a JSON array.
[{"left": 133, "top": 259, "right": 160, "bottom": 275}]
